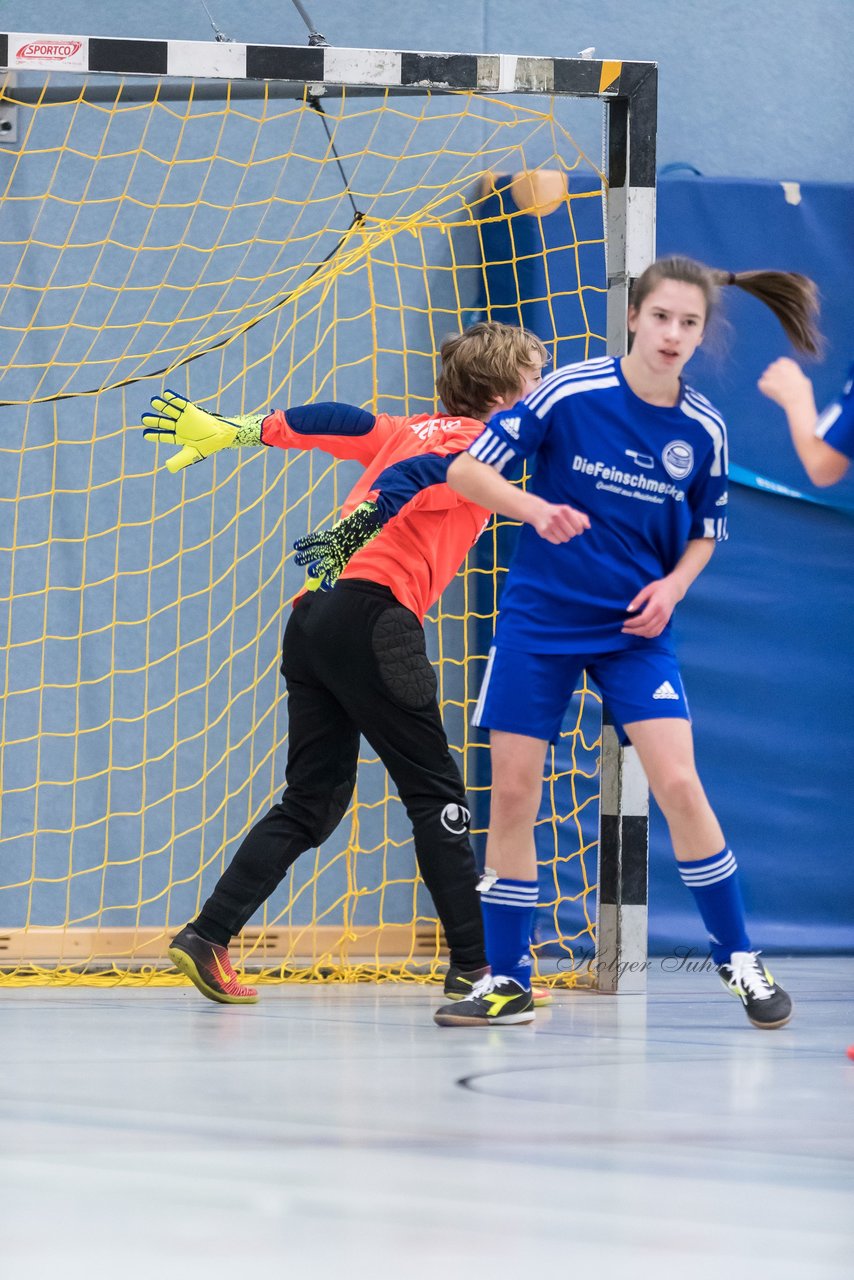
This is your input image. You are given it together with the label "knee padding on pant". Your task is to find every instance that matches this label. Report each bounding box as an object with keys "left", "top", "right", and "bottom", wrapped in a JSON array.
[
  {"left": 278, "top": 775, "right": 356, "bottom": 849},
  {"left": 315, "top": 777, "right": 357, "bottom": 845}
]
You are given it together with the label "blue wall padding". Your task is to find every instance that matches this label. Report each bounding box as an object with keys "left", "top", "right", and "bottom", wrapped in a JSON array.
[
  {"left": 472, "top": 172, "right": 609, "bottom": 954},
  {"left": 474, "top": 173, "right": 854, "bottom": 954},
  {"left": 471, "top": 173, "right": 608, "bottom": 368}
]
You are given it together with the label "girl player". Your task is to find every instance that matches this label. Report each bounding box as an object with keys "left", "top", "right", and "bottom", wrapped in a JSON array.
[{"left": 370, "top": 257, "right": 820, "bottom": 1029}]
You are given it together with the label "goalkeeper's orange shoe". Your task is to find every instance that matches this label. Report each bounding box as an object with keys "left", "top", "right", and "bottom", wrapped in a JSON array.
[
  {"left": 444, "top": 964, "right": 552, "bottom": 1007},
  {"left": 168, "top": 924, "right": 258, "bottom": 1005}
]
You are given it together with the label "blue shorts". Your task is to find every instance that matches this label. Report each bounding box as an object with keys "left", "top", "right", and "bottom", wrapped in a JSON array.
[{"left": 472, "top": 643, "right": 691, "bottom": 743}]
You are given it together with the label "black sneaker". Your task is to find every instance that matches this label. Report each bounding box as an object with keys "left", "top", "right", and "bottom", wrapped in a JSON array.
[
  {"left": 168, "top": 924, "right": 258, "bottom": 1005},
  {"left": 718, "top": 951, "right": 792, "bottom": 1029},
  {"left": 444, "top": 964, "right": 553, "bottom": 1007},
  {"left": 434, "top": 975, "right": 535, "bottom": 1026},
  {"left": 443, "top": 964, "right": 490, "bottom": 998}
]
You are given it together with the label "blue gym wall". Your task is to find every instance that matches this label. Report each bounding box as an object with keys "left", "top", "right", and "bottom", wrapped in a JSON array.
[
  {"left": 5, "top": 0, "right": 853, "bottom": 182},
  {"left": 651, "top": 176, "right": 854, "bottom": 953},
  {"left": 473, "top": 173, "right": 854, "bottom": 954}
]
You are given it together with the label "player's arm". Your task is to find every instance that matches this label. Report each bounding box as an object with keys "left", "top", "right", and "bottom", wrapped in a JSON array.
[
  {"left": 359, "top": 411, "right": 549, "bottom": 521},
  {"left": 442, "top": 391, "right": 589, "bottom": 541},
  {"left": 293, "top": 442, "right": 480, "bottom": 587},
  {"left": 292, "top": 440, "right": 586, "bottom": 590},
  {"left": 142, "top": 391, "right": 396, "bottom": 474},
  {"left": 622, "top": 538, "right": 715, "bottom": 638},
  {"left": 296, "top": 436, "right": 587, "bottom": 547},
  {"left": 624, "top": 417, "right": 729, "bottom": 638},
  {"left": 446, "top": 452, "right": 588, "bottom": 543},
  {"left": 260, "top": 403, "right": 399, "bottom": 465},
  {"left": 758, "top": 358, "right": 850, "bottom": 487},
  {"left": 294, "top": 392, "right": 592, "bottom": 582}
]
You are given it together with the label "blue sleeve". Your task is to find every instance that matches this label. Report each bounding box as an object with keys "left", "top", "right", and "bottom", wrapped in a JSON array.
[
  {"left": 466, "top": 402, "right": 544, "bottom": 477},
  {"left": 371, "top": 453, "right": 456, "bottom": 523},
  {"left": 687, "top": 433, "right": 729, "bottom": 541},
  {"left": 285, "top": 402, "right": 376, "bottom": 436},
  {"left": 816, "top": 365, "right": 854, "bottom": 460},
  {"left": 466, "top": 371, "right": 568, "bottom": 474}
]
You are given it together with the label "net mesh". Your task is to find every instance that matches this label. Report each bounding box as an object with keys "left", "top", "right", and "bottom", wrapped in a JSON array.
[{"left": 0, "top": 74, "right": 607, "bottom": 986}]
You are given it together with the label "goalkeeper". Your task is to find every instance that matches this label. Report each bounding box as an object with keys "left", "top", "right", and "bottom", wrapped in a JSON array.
[{"left": 143, "top": 322, "right": 549, "bottom": 1005}]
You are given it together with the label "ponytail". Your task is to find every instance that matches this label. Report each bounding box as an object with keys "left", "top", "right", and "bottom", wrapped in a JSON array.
[
  {"left": 710, "top": 268, "right": 822, "bottom": 356},
  {"left": 631, "top": 257, "right": 822, "bottom": 356}
]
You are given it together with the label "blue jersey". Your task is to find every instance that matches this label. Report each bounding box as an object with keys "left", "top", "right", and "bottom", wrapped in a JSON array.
[
  {"left": 815, "top": 363, "right": 854, "bottom": 460},
  {"left": 469, "top": 355, "right": 729, "bottom": 653}
]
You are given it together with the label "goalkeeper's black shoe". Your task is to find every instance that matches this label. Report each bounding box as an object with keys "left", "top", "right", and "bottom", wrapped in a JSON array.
[
  {"left": 168, "top": 924, "right": 258, "bottom": 1005},
  {"left": 434, "top": 975, "right": 535, "bottom": 1027},
  {"left": 443, "top": 963, "right": 490, "bottom": 998},
  {"left": 444, "top": 964, "right": 552, "bottom": 1007},
  {"left": 717, "top": 951, "right": 792, "bottom": 1029}
]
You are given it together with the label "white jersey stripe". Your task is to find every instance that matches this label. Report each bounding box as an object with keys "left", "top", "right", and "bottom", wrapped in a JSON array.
[
  {"left": 470, "top": 429, "right": 503, "bottom": 462},
  {"left": 526, "top": 356, "right": 614, "bottom": 402},
  {"left": 478, "top": 434, "right": 510, "bottom": 465},
  {"left": 470, "top": 429, "right": 520, "bottom": 474},
  {"left": 534, "top": 374, "right": 620, "bottom": 419},
  {"left": 492, "top": 446, "right": 517, "bottom": 473},
  {"left": 475, "top": 437, "right": 518, "bottom": 473},
  {"left": 472, "top": 645, "right": 497, "bottom": 727},
  {"left": 684, "top": 386, "right": 727, "bottom": 428},
  {"left": 680, "top": 395, "right": 727, "bottom": 475},
  {"left": 684, "top": 388, "right": 729, "bottom": 451},
  {"left": 526, "top": 357, "right": 615, "bottom": 412},
  {"left": 533, "top": 355, "right": 614, "bottom": 383},
  {"left": 816, "top": 402, "right": 842, "bottom": 440}
]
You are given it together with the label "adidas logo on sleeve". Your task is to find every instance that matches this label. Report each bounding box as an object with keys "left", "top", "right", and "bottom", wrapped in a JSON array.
[{"left": 498, "top": 415, "right": 521, "bottom": 439}]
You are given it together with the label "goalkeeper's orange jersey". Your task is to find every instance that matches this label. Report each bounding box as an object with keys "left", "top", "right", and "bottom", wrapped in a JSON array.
[{"left": 262, "top": 409, "right": 490, "bottom": 622}]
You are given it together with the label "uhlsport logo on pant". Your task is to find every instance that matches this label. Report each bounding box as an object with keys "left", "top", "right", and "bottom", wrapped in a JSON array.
[{"left": 440, "top": 803, "right": 471, "bottom": 834}]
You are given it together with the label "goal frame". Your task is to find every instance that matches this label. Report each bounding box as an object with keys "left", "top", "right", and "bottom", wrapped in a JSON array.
[{"left": 0, "top": 32, "right": 656, "bottom": 992}]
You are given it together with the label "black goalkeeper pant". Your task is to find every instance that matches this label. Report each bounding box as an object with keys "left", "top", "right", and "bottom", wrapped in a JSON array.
[{"left": 195, "top": 579, "right": 486, "bottom": 971}]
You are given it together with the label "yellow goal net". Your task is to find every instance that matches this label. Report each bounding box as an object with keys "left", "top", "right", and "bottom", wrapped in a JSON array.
[{"left": 0, "top": 61, "right": 610, "bottom": 986}]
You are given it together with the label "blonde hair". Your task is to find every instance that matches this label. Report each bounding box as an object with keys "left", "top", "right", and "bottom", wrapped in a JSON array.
[
  {"left": 436, "top": 321, "right": 547, "bottom": 419},
  {"left": 630, "top": 256, "right": 822, "bottom": 356}
]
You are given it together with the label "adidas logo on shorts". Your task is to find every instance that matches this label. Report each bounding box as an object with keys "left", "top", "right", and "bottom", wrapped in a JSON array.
[{"left": 653, "top": 680, "right": 679, "bottom": 700}]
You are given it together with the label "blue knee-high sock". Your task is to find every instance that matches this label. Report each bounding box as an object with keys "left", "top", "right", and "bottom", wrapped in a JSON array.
[
  {"left": 480, "top": 877, "right": 538, "bottom": 988},
  {"left": 677, "top": 848, "right": 751, "bottom": 965}
]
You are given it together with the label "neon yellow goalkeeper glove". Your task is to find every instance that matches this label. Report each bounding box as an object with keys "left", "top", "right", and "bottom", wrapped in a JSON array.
[
  {"left": 293, "top": 501, "right": 382, "bottom": 589},
  {"left": 142, "top": 389, "right": 265, "bottom": 474}
]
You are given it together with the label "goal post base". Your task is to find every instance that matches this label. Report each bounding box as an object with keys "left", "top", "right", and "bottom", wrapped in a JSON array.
[{"left": 595, "top": 725, "right": 650, "bottom": 993}]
